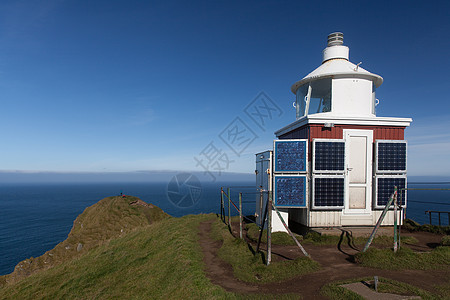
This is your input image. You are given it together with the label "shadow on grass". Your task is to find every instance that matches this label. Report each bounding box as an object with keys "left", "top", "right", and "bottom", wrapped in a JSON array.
[{"left": 337, "top": 229, "right": 359, "bottom": 263}]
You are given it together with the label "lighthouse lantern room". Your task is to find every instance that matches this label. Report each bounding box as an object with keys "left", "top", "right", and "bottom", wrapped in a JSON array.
[{"left": 256, "top": 32, "right": 412, "bottom": 231}]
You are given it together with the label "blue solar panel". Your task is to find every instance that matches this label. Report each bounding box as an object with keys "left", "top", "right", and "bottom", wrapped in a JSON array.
[
  {"left": 313, "top": 140, "right": 345, "bottom": 172},
  {"left": 274, "top": 176, "right": 307, "bottom": 208},
  {"left": 376, "top": 176, "right": 406, "bottom": 207},
  {"left": 312, "top": 176, "right": 344, "bottom": 209},
  {"left": 274, "top": 140, "right": 307, "bottom": 172},
  {"left": 376, "top": 141, "right": 407, "bottom": 173}
]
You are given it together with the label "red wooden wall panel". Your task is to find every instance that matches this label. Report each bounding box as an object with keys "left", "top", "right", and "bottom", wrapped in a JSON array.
[{"left": 281, "top": 125, "right": 405, "bottom": 141}]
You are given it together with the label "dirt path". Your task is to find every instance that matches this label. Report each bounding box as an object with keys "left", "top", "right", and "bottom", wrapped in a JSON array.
[
  {"left": 198, "top": 219, "right": 260, "bottom": 293},
  {"left": 198, "top": 219, "right": 449, "bottom": 299}
]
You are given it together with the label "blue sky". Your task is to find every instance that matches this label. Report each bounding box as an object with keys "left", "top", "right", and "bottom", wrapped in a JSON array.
[{"left": 0, "top": 0, "right": 449, "bottom": 178}]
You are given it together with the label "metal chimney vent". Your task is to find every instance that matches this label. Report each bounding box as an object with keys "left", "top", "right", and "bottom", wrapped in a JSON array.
[{"left": 327, "top": 32, "right": 344, "bottom": 47}]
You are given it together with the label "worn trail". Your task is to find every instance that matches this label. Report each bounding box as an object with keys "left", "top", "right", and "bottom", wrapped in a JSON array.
[{"left": 198, "top": 219, "right": 449, "bottom": 299}]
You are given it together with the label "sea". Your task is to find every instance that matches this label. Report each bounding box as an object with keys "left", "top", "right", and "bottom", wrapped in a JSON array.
[{"left": 0, "top": 181, "right": 449, "bottom": 276}]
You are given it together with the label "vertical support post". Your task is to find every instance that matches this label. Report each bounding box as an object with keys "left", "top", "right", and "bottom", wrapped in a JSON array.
[
  {"left": 228, "top": 187, "right": 231, "bottom": 228},
  {"left": 259, "top": 189, "right": 263, "bottom": 226},
  {"left": 220, "top": 187, "right": 224, "bottom": 222},
  {"left": 267, "top": 191, "right": 272, "bottom": 266},
  {"left": 393, "top": 186, "right": 398, "bottom": 253},
  {"left": 256, "top": 198, "right": 268, "bottom": 253},
  {"left": 239, "top": 192, "right": 243, "bottom": 239},
  {"left": 428, "top": 211, "right": 432, "bottom": 225},
  {"left": 398, "top": 189, "right": 404, "bottom": 249},
  {"left": 438, "top": 212, "right": 441, "bottom": 226},
  {"left": 398, "top": 205, "right": 402, "bottom": 250}
]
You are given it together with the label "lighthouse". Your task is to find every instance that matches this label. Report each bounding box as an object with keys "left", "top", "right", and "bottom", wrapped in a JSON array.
[{"left": 256, "top": 32, "right": 412, "bottom": 231}]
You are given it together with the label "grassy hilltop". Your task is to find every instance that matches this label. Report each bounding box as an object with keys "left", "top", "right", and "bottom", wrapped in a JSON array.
[
  {"left": 1, "top": 195, "right": 448, "bottom": 299},
  {"left": 1, "top": 195, "right": 169, "bottom": 285},
  {"left": 0, "top": 196, "right": 259, "bottom": 299}
]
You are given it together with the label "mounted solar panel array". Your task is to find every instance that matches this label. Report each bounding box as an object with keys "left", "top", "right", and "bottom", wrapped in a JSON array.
[
  {"left": 374, "top": 140, "right": 407, "bottom": 208},
  {"left": 375, "top": 175, "right": 407, "bottom": 208},
  {"left": 273, "top": 140, "right": 308, "bottom": 208},
  {"left": 311, "top": 175, "right": 345, "bottom": 209},
  {"left": 375, "top": 141, "right": 407, "bottom": 173},
  {"left": 313, "top": 140, "right": 346, "bottom": 173},
  {"left": 274, "top": 140, "right": 307, "bottom": 172},
  {"left": 312, "top": 139, "right": 346, "bottom": 210},
  {"left": 274, "top": 175, "right": 307, "bottom": 208}
]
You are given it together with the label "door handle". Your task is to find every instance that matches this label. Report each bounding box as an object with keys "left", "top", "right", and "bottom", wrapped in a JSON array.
[{"left": 346, "top": 167, "right": 353, "bottom": 175}]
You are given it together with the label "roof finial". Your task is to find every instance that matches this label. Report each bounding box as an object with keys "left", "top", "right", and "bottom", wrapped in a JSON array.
[{"left": 327, "top": 32, "right": 344, "bottom": 47}]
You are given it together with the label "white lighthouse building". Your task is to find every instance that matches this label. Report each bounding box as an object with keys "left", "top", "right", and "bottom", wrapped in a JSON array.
[{"left": 256, "top": 32, "right": 412, "bottom": 231}]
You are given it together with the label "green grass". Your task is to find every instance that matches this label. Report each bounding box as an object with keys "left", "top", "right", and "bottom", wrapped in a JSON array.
[
  {"left": 245, "top": 223, "right": 303, "bottom": 246},
  {"left": 403, "top": 218, "right": 450, "bottom": 235},
  {"left": 301, "top": 231, "right": 418, "bottom": 247},
  {"left": 376, "top": 277, "right": 443, "bottom": 299},
  {"left": 245, "top": 225, "right": 418, "bottom": 248},
  {"left": 0, "top": 213, "right": 303, "bottom": 299},
  {"left": 433, "top": 283, "right": 450, "bottom": 299},
  {"left": 213, "top": 220, "right": 320, "bottom": 284},
  {"left": 2, "top": 195, "right": 169, "bottom": 284},
  {"left": 0, "top": 214, "right": 261, "bottom": 299},
  {"left": 321, "top": 281, "right": 364, "bottom": 300},
  {"left": 321, "top": 277, "right": 442, "bottom": 300},
  {"left": 355, "top": 246, "right": 450, "bottom": 270}
]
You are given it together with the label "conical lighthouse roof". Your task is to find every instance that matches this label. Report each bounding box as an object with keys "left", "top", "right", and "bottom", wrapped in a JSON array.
[{"left": 291, "top": 33, "right": 383, "bottom": 94}]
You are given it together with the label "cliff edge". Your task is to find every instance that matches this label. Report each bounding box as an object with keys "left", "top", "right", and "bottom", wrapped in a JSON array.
[{"left": 1, "top": 195, "right": 169, "bottom": 285}]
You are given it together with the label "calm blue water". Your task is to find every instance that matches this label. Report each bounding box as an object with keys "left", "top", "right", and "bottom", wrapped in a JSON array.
[
  {"left": 0, "top": 182, "right": 449, "bottom": 275},
  {"left": 403, "top": 183, "right": 450, "bottom": 225},
  {"left": 0, "top": 181, "right": 257, "bottom": 275}
]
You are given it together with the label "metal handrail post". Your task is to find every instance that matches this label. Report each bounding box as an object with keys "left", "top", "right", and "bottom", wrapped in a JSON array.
[
  {"left": 256, "top": 196, "right": 269, "bottom": 254},
  {"left": 259, "top": 189, "right": 263, "bottom": 227},
  {"left": 228, "top": 187, "right": 231, "bottom": 227},
  {"left": 220, "top": 187, "right": 224, "bottom": 222},
  {"left": 239, "top": 192, "right": 243, "bottom": 239},
  {"left": 267, "top": 191, "right": 272, "bottom": 266}
]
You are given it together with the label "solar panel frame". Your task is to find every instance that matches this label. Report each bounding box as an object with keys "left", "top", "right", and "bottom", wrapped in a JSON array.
[
  {"left": 273, "top": 139, "right": 308, "bottom": 173},
  {"left": 312, "top": 139, "right": 346, "bottom": 174},
  {"left": 375, "top": 140, "right": 407, "bottom": 174},
  {"left": 311, "top": 175, "right": 345, "bottom": 210},
  {"left": 273, "top": 175, "right": 308, "bottom": 208},
  {"left": 374, "top": 174, "right": 407, "bottom": 209}
]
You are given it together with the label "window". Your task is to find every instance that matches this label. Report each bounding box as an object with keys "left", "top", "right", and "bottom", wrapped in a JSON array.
[
  {"left": 295, "top": 84, "right": 308, "bottom": 119},
  {"left": 309, "top": 78, "right": 332, "bottom": 114},
  {"left": 295, "top": 78, "right": 332, "bottom": 119}
]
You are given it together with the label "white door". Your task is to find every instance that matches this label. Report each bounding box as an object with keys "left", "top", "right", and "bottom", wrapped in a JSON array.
[{"left": 343, "top": 129, "right": 373, "bottom": 214}]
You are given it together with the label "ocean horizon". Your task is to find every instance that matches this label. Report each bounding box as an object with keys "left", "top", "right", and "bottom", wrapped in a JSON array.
[{"left": 1, "top": 179, "right": 449, "bottom": 276}]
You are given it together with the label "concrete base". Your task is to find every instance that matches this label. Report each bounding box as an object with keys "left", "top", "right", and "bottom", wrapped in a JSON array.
[{"left": 311, "top": 226, "right": 394, "bottom": 237}]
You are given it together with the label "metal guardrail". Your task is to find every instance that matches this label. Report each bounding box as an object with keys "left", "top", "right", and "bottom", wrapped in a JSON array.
[
  {"left": 425, "top": 210, "right": 450, "bottom": 226},
  {"left": 400, "top": 185, "right": 450, "bottom": 226}
]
